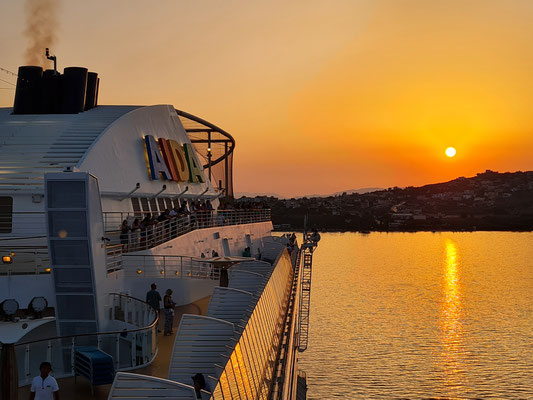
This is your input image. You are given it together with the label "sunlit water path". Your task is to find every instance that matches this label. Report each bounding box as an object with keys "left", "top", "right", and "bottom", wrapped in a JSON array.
[{"left": 298, "top": 232, "right": 533, "bottom": 399}]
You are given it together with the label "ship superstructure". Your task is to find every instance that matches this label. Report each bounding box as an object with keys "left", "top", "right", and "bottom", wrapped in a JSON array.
[{"left": 0, "top": 63, "right": 313, "bottom": 400}]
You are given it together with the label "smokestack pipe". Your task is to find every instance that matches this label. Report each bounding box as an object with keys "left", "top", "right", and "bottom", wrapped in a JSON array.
[{"left": 45, "top": 48, "right": 57, "bottom": 75}]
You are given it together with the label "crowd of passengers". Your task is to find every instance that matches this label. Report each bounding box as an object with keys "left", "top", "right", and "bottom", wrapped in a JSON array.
[{"left": 118, "top": 199, "right": 268, "bottom": 251}]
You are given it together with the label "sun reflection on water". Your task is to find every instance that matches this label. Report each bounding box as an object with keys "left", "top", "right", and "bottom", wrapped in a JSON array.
[{"left": 440, "top": 239, "right": 465, "bottom": 396}]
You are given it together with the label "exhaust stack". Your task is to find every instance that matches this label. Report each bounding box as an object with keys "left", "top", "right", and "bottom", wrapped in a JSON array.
[
  {"left": 45, "top": 48, "right": 58, "bottom": 75},
  {"left": 12, "top": 50, "right": 100, "bottom": 115}
]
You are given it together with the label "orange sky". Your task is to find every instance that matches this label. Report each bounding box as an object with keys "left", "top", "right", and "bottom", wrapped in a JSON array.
[{"left": 1, "top": 0, "right": 532, "bottom": 197}]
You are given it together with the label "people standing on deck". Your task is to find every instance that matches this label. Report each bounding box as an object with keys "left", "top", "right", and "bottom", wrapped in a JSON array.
[
  {"left": 310, "top": 229, "right": 321, "bottom": 244},
  {"left": 146, "top": 283, "right": 162, "bottom": 333},
  {"left": 286, "top": 243, "right": 293, "bottom": 255},
  {"left": 140, "top": 213, "right": 152, "bottom": 249},
  {"left": 205, "top": 200, "right": 214, "bottom": 227},
  {"left": 242, "top": 247, "right": 251, "bottom": 257},
  {"left": 157, "top": 210, "right": 171, "bottom": 243},
  {"left": 120, "top": 220, "right": 130, "bottom": 251},
  {"left": 29, "top": 361, "right": 60, "bottom": 400},
  {"left": 192, "top": 373, "right": 207, "bottom": 399},
  {"left": 163, "top": 289, "right": 176, "bottom": 336},
  {"left": 212, "top": 250, "right": 219, "bottom": 257},
  {"left": 146, "top": 283, "right": 162, "bottom": 312},
  {"left": 169, "top": 206, "right": 178, "bottom": 237},
  {"left": 130, "top": 218, "right": 141, "bottom": 250}
]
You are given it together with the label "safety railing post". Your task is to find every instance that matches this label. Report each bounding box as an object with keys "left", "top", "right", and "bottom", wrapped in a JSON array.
[
  {"left": 124, "top": 297, "right": 129, "bottom": 324},
  {"left": 115, "top": 333, "right": 120, "bottom": 371},
  {"left": 70, "top": 337, "right": 76, "bottom": 374},
  {"left": 46, "top": 340, "right": 52, "bottom": 362},
  {"left": 111, "top": 294, "right": 116, "bottom": 321},
  {"left": 130, "top": 333, "right": 136, "bottom": 367},
  {"left": 24, "top": 344, "right": 30, "bottom": 379}
]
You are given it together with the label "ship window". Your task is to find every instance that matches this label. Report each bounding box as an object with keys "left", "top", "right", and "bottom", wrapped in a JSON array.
[
  {"left": 131, "top": 198, "right": 141, "bottom": 216},
  {"left": 149, "top": 198, "right": 158, "bottom": 213},
  {"left": 140, "top": 198, "right": 150, "bottom": 213},
  {"left": 0, "top": 197, "right": 13, "bottom": 233},
  {"left": 157, "top": 198, "right": 166, "bottom": 211}
]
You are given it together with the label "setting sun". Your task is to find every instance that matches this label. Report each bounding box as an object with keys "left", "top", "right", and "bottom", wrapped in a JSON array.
[{"left": 446, "top": 147, "right": 457, "bottom": 158}]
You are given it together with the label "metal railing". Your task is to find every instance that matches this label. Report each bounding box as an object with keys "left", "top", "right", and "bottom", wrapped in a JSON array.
[
  {"left": 0, "top": 246, "right": 50, "bottom": 275},
  {"left": 103, "top": 209, "right": 271, "bottom": 272},
  {"left": 0, "top": 212, "right": 46, "bottom": 237},
  {"left": 13, "top": 293, "right": 158, "bottom": 386},
  {"left": 1, "top": 209, "right": 271, "bottom": 274},
  {"left": 103, "top": 209, "right": 271, "bottom": 253},
  {"left": 122, "top": 254, "right": 220, "bottom": 280}
]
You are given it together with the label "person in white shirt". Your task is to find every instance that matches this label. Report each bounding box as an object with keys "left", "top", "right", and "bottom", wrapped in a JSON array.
[{"left": 29, "top": 361, "right": 60, "bottom": 400}]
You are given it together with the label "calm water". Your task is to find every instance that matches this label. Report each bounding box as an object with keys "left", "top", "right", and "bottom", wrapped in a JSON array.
[{"left": 298, "top": 232, "right": 533, "bottom": 399}]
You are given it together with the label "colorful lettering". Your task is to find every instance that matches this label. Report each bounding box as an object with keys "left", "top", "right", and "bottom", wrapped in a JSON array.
[
  {"left": 183, "top": 143, "right": 205, "bottom": 183},
  {"left": 158, "top": 138, "right": 178, "bottom": 181},
  {"left": 145, "top": 135, "right": 172, "bottom": 180},
  {"left": 167, "top": 139, "right": 190, "bottom": 182}
]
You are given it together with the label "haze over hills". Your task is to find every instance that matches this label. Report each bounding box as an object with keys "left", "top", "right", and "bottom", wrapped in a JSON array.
[{"left": 235, "top": 187, "right": 383, "bottom": 199}]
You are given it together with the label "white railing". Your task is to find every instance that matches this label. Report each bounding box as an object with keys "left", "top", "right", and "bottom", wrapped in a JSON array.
[
  {"left": 103, "top": 209, "right": 271, "bottom": 253},
  {"left": 0, "top": 212, "right": 46, "bottom": 238},
  {"left": 1, "top": 209, "right": 271, "bottom": 274},
  {"left": 122, "top": 254, "right": 220, "bottom": 280},
  {"left": 14, "top": 293, "right": 158, "bottom": 386}
]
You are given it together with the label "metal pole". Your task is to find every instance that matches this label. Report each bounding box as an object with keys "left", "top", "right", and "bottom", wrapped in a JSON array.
[
  {"left": 208, "top": 131, "right": 212, "bottom": 183},
  {"left": 0, "top": 343, "right": 18, "bottom": 400}
]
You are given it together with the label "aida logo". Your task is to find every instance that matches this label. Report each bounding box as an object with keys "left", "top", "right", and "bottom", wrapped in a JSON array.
[{"left": 143, "top": 135, "right": 204, "bottom": 183}]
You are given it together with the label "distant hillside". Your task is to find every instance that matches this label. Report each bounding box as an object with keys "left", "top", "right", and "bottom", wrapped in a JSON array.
[
  {"left": 235, "top": 187, "right": 383, "bottom": 199},
  {"left": 309, "top": 187, "right": 383, "bottom": 198},
  {"left": 235, "top": 191, "right": 285, "bottom": 199},
  {"left": 266, "top": 170, "right": 533, "bottom": 232}
]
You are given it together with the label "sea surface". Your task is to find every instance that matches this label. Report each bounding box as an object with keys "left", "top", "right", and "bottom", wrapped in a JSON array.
[{"left": 298, "top": 232, "right": 533, "bottom": 399}]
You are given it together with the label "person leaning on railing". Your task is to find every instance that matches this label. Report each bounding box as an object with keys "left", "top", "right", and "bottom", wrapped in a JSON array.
[{"left": 120, "top": 220, "right": 130, "bottom": 251}]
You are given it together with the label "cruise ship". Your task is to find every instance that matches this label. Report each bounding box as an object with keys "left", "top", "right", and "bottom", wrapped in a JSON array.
[{"left": 0, "top": 62, "right": 317, "bottom": 399}]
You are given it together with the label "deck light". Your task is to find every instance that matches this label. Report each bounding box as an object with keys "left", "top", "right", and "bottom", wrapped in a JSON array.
[
  {"left": 152, "top": 185, "right": 167, "bottom": 199},
  {"left": 2, "top": 255, "right": 12, "bottom": 264},
  {"left": 175, "top": 271, "right": 179, "bottom": 276},
  {"left": 1, "top": 299, "right": 19, "bottom": 318},
  {"left": 136, "top": 269, "right": 142, "bottom": 275},
  {"left": 160, "top": 269, "right": 165, "bottom": 275},
  {"left": 45, "top": 268, "right": 51, "bottom": 273},
  {"left": 29, "top": 296, "right": 48, "bottom": 318},
  {"left": 120, "top": 183, "right": 141, "bottom": 201}
]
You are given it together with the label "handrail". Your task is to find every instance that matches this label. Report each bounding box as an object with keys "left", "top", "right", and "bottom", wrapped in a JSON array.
[
  {"left": 121, "top": 253, "right": 220, "bottom": 280},
  {"left": 15, "top": 293, "right": 158, "bottom": 346}
]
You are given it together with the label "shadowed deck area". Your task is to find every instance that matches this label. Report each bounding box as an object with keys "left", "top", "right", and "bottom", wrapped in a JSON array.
[{"left": 17, "top": 296, "right": 211, "bottom": 400}]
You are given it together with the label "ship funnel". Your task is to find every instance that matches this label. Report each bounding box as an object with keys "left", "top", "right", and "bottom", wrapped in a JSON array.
[{"left": 12, "top": 50, "right": 101, "bottom": 114}]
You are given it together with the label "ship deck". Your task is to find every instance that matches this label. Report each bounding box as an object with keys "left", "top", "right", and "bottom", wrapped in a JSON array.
[{"left": 17, "top": 296, "right": 211, "bottom": 400}]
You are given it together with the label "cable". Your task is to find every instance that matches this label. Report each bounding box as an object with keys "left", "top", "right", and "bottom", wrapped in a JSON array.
[
  {"left": 0, "top": 67, "right": 18, "bottom": 77},
  {"left": 0, "top": 77, "right": 16, "bottom": 86}
]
